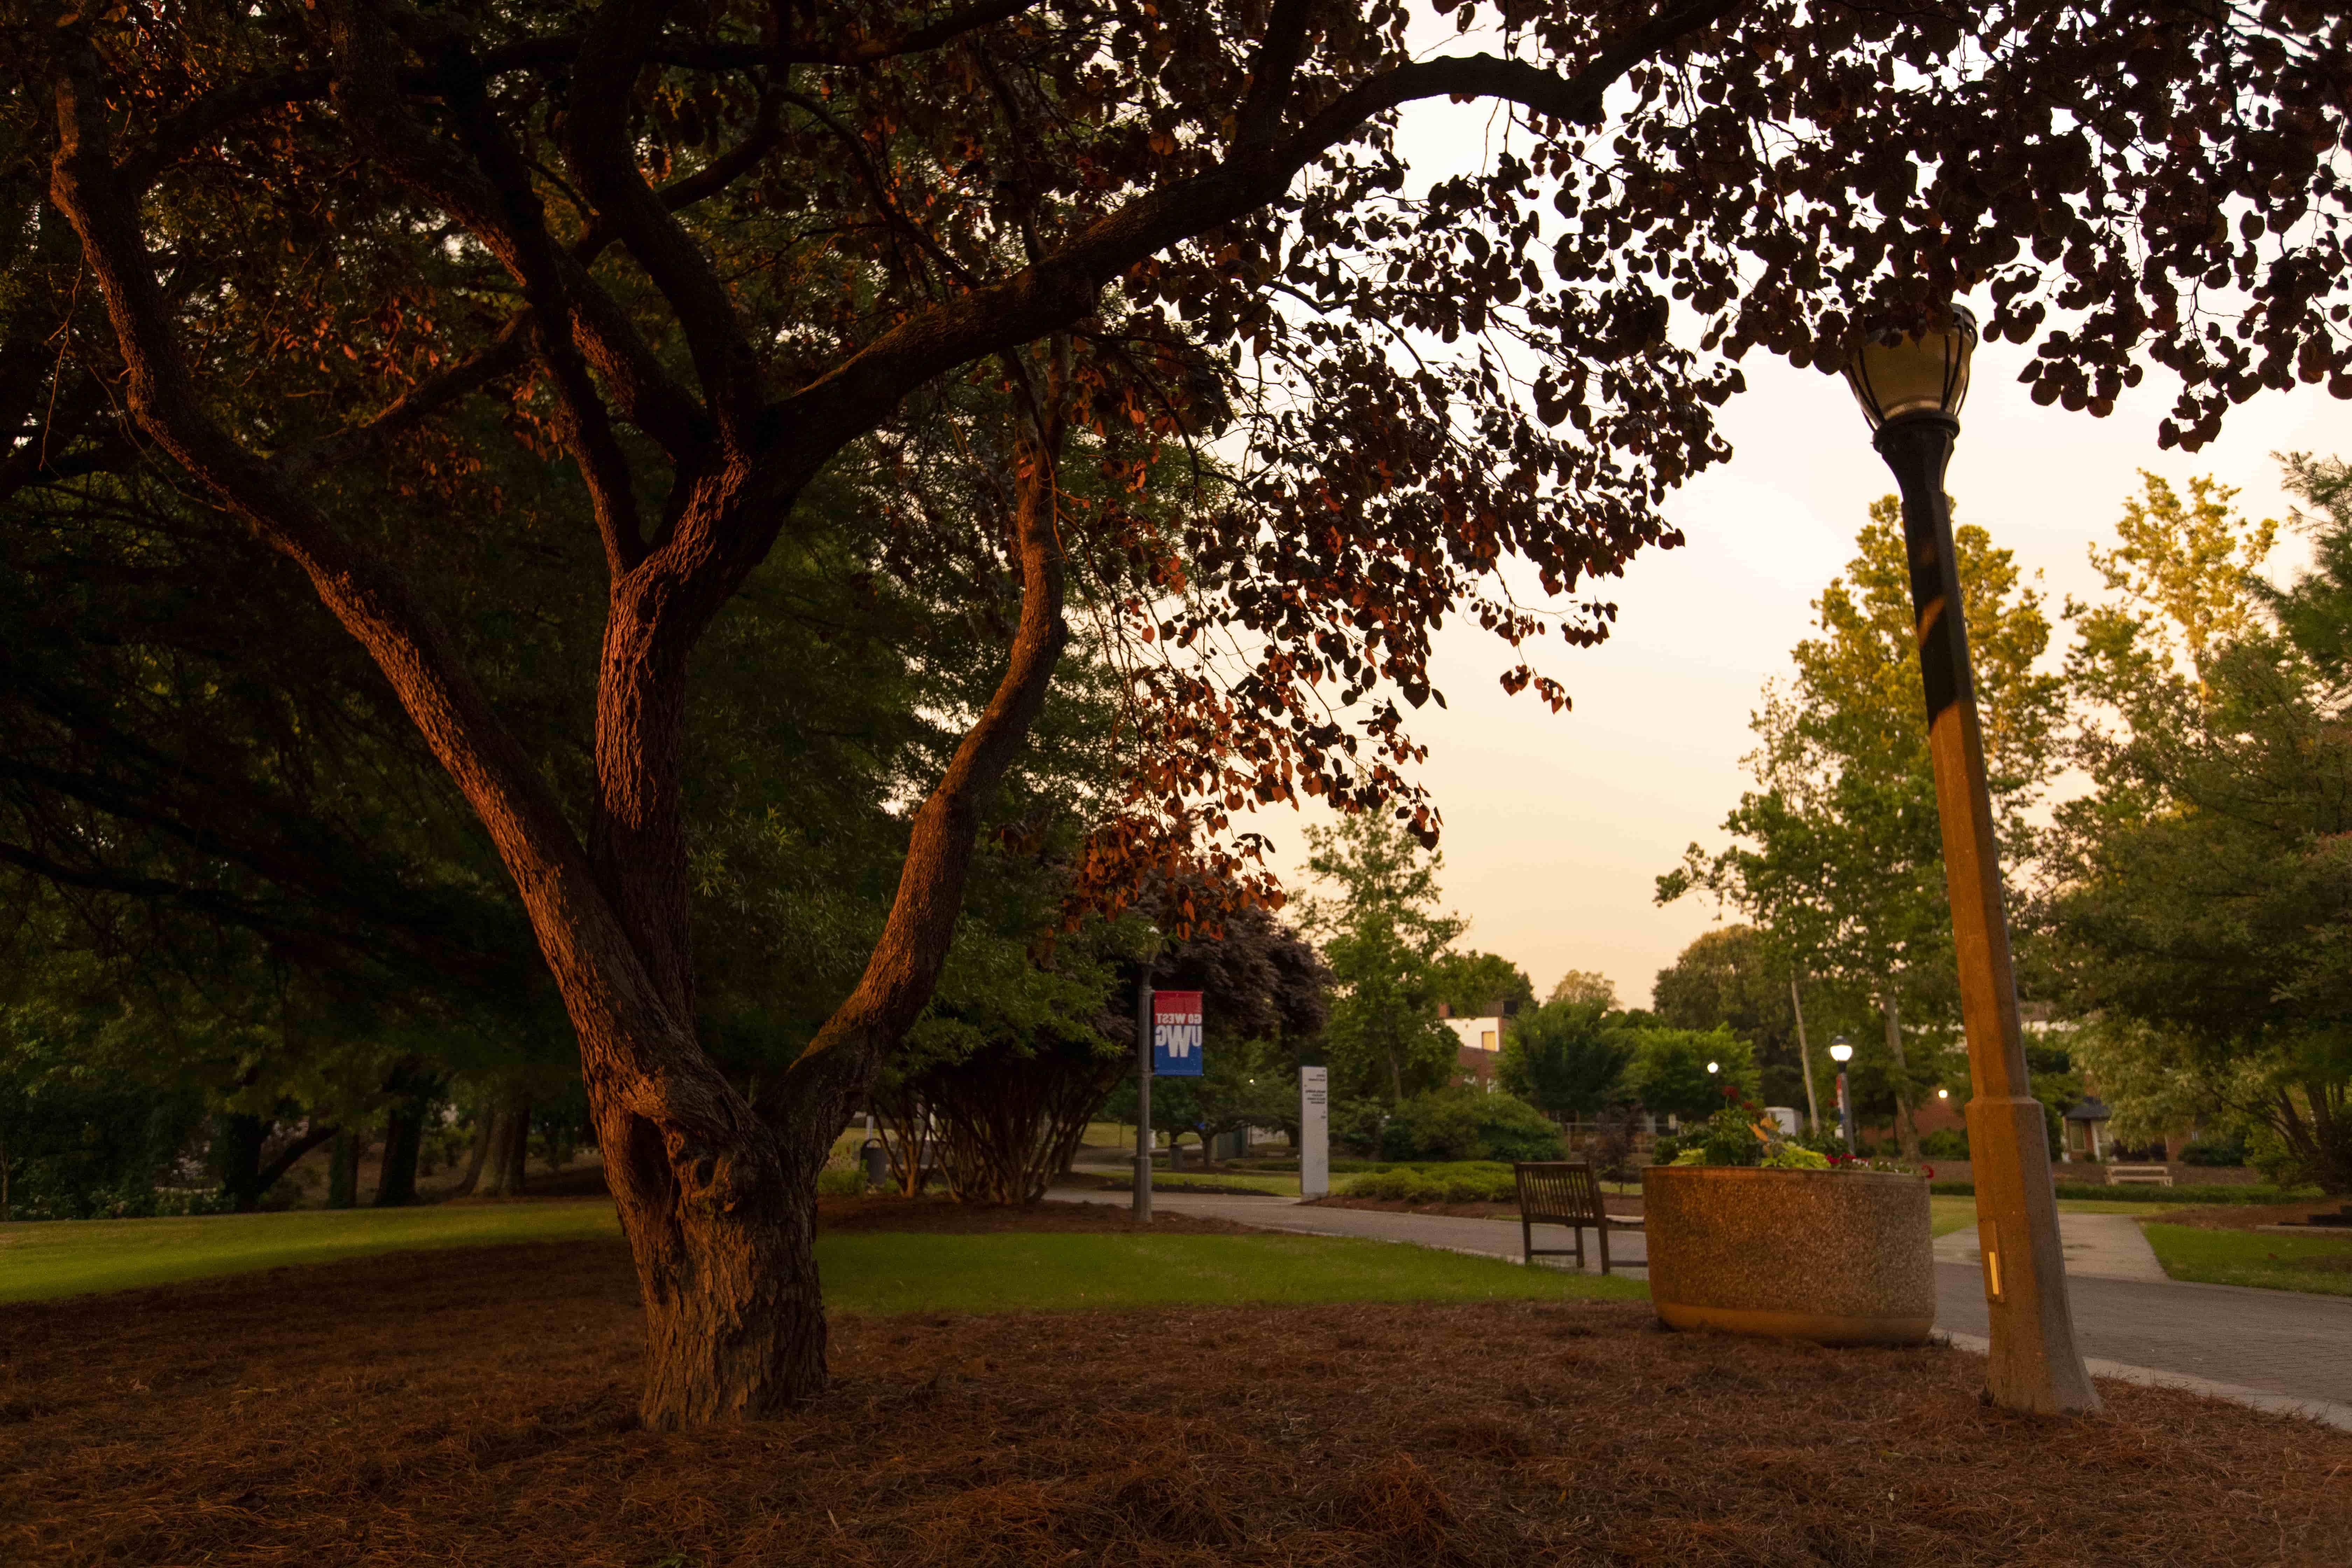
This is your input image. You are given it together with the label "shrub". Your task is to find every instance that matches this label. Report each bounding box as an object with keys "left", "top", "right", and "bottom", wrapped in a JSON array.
[
  {"left": 1698, "top": 1103, "right": 1763, "bottom": 1167},
  {"left": 1377, "top": 1089, "right": 1564, "bottom": 1163},
  {"left": 1331, "top": 1099, "right": 1389, "bottom": 1157},
  {"left": 1339, "top": 1163, "right": 1520, "bottom": 1204},
  {"left": 1920, "top": 1129, "right": 1970, "bottom": 1158},
  {"left": 2181, "top": 1131, "right": 2248, "bottom": 1168}
]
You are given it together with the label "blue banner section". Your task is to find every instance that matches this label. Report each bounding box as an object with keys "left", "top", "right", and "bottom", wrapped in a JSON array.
[{"left": 1151, "top": 989, "right": 1204, "bottom": 1077}]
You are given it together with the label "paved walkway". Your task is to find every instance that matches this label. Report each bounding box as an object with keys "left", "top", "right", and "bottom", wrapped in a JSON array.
[
  {"left": 1934, "top": 1210, "right": 2170, "bottom": 1283},
  {"left": 1057, "top": 1188, "right": 2352, "bottom": 1419}
]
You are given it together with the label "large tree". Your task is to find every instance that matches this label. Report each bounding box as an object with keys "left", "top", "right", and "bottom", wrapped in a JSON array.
[
  {"left": 1650, "top": 924, "right": 1805, "bottom": 1105},
  {"left": 1297, "top": 812, "right": 1465, "bottom": 1102},
  {"left": 25, "top": 0, "right": 2351, "bottom": 1424},
  {"left": 1661, "top": 503, "right": 2066, "bottom": 1157},
  {"left": 2046, "top": 459, "right": 2352, "bottom": 1194}
]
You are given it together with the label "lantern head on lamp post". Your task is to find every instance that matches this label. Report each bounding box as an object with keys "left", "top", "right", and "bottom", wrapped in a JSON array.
[
  {"left": 1843, "top": 306, "right": 1976, "bottom": 434},
  {"left": 1836, "top": 304, "right": 2098, "bottom": 1416}
]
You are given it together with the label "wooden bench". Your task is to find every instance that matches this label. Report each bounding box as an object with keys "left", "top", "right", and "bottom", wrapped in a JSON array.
[
  {"left": 1514, "top": 1160, "right": 1643, "bottom": 1275},
  {"left": 2106, "top": 1164, "right": 2174, "bottom": 1187}
]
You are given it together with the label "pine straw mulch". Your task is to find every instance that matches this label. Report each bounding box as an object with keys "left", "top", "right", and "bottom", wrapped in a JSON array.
[{"left": 6, "top": 1240, "right": 2352, "bottom": 1568}]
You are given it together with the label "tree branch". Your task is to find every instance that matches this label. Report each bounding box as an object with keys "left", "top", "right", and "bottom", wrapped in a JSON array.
[
  {"left": 279, "top": 315, "right": 531, "bottom": 482},
  {"left": 769, "top": 2, "right": 1743, "bottom": 463},
  {"left": 1234, "top": 0, "right": 1320, "bottom": 152},
  {"left": 255, "top": 1122, "right": 342, "bottom": 1195},
  {"left": 328, "top": 1, "right": 663, "bottom": 572},
  {"left": 45, "top": 37, "right": 690, "bottom": 1093},
  {"left": 764, "top": 356, "right": 1071, "bottom": 1127},
  {"left": 566, "top": 0, "right": 763, "bottom": 442}
]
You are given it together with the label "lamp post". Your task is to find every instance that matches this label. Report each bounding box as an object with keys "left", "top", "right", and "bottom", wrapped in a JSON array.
[
  {"left": 1828, "top": 1036, "right": 1856, "bottom": 1154},
  {"left": 1840, "top": 307, "right": 2099, "bottom": 1415}
]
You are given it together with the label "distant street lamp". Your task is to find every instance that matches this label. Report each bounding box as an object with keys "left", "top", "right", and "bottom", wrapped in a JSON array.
[
  {"left": 1828, "top": 1036, "right": 1856, "bottom": 1153},
  {"left": 1842, "top": 306, "right": 2099, "bottom": 1416},
  {"left": 1706, "top": 1060, "right": 1721, "bottom": 1075}
]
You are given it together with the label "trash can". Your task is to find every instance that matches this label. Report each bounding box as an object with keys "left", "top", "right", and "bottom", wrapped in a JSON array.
[{"left": 861, "top": 1138, "right": 888, "bottom": 1191}]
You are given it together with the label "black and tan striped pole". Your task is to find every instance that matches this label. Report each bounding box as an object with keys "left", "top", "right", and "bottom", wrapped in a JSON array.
[{"left": 1842, "top": 307, "right": 2100, "bottom": 1416}]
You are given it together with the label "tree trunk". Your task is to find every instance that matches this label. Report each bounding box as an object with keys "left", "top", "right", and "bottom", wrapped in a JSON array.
[
  {"left": 328, "top": 1131, "right": 362, "bottom": 1209},
  {"left": 472, "top": 1092, "right": 532, "bottom": 1198},
  {"left": 1879, "top": 990, "right": 1921, "bottom": 1163},
  {"left": 1790, "top": 974, "right": 1824, "bottom": 1135},
  {"left": 449, "top": 1115, "right": 490, "bottom": 1197},
  {"left": 374, "top": 1099, "right": 426, "bottom": 1207},
  {"left": 498, "top": 1100, "right": 532, "bottom": 1195},
  {"left": 216, "top": 1113, "right": 267, "bottom": 1212}
]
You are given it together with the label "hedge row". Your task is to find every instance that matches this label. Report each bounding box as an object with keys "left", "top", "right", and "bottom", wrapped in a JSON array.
[{"left": 1341, "top": 1164, "right": 1522, "bottom": 1204}]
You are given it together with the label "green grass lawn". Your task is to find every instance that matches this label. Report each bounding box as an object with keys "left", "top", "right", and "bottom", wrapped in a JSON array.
[
  {"left": 1929, "top": 1196, "right": 1976, "bottom": 1238},
  {"left": 0, "top": 1200, "right": 1645, "bottom": 1311},
  {"left": 0, "top": 1201, "right": 623, "bottom": 1305},
  {"left": 818, "top": 1232, "right": 1645, "bottom": 1312},
  {"left": 2141, "top": 1222, "right": 2352, "bottom": 1296}
]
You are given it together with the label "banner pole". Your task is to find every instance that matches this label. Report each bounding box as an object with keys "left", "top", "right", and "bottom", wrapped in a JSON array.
[{"left": 1134, "top": 981, "right": 1153, "bottom": 1224}]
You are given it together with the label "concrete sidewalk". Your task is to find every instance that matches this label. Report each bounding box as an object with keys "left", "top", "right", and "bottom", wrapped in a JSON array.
[
  {"left": 1058, "top": 1188, "right": 2352, "bottom": 1418},
  {"left": 1934, "top": 1210, "right": 2170, "bottom": 1283}
]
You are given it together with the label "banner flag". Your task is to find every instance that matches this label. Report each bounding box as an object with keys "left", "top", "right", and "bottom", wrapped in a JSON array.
[{"left": 1150, "top": 989, "right": 1204, "bottom": 1077}]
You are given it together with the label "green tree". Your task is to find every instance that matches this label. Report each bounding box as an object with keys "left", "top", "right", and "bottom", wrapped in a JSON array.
[
  {"left": 2047, "top": 459, "right": 2352, "bottom": 1192},
  {"left": 1651, "top": 925, "right": 1808, "bottom": 1108},
  {"left": 1662, "top": 502, "right": 2063, "bottom": 1158},
  {"left": 2076, "top": 473, "right": 2277, "bottom": 698},
  {"left": 1547, "top": 969, "right": 1619, "bottom": 1008},
  {"left": 1298, "top": 815, "right": 1465, "bottom": 1105},
  {"left": 1432, "top": 951, "right": 1535, "bottom": 1018},
  {"left": 1625, "top": 1027, "right": 1757, "bottom": 1123},
  {"left": 1498, "top": 999, "right": 1633, "bottom": 1116},
  {"left": 1378, "top": 1088, "right": 1565, "bottom": 1163}
]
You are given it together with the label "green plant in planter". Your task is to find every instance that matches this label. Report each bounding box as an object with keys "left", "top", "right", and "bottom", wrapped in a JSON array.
[{"left": 1660, "top": 1086, "right": 1847, "bottom": 1172}]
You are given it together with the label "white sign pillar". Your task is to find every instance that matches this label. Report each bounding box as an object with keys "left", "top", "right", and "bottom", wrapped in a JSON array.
[{"left": 1299, "top": 1066, "right": 1329, "bottom": 1198}]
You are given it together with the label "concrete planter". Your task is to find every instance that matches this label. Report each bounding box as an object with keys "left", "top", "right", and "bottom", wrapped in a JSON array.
[{"left": 1640, "top": 1165, "right": 1934, "bottom": 1346}]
